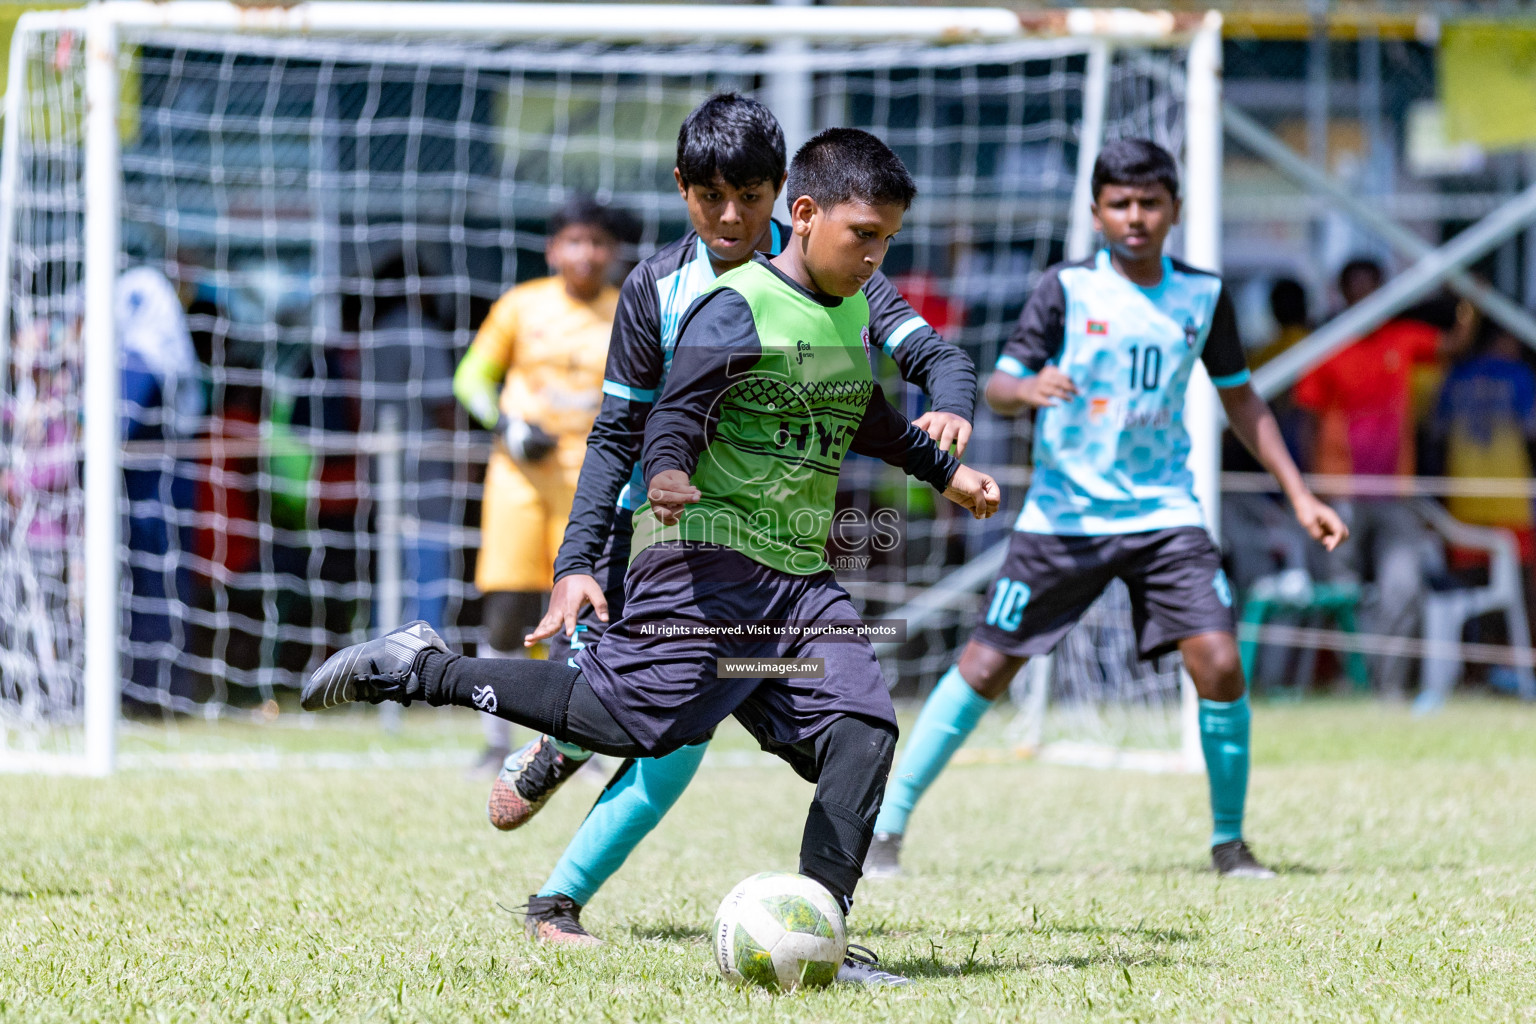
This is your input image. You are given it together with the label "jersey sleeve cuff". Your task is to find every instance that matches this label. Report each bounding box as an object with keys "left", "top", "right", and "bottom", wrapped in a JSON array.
[
  {"left": 1210, "top": 368, "right": 1251, "bottom": 389},
  {"left": 994, "top": 354, "right": 1034, "bottom": 379},
  {"left": 882, "top": 315, "right": 927, "bottom": 356},
  {"left": 602, "top": 379, "right": 658, "bottom": 403}
]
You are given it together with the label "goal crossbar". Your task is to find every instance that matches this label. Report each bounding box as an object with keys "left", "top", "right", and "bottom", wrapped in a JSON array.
[{"left": 25, "top": 2, "right": 1213, "bottom": 44}]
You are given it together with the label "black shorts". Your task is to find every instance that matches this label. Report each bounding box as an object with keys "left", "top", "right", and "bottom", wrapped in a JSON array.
[
  {"left": 548, "top": 510, "right": 632, "bottom": 667},
  {"left": 971, "top": 526, "right": 1236, "bottom": 659},
  {"left": 573, "top": 541, "right": 896, "bottom": 759}
]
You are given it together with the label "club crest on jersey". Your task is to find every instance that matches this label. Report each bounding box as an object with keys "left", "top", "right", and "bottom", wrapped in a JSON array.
[
  {"left": 1089, "top": 397, "right": 1112, "bottom": 419},
  {"left": 471, "top": 685, "right": 497, "bottom": 713},
  {"left": 860, "top": 324, "right": 871, "bottom": 357},
  {"left": 1086, "top": 320, "right": 1109, "bottom": 335},
  {"left": 1183, "top": 317, "right": 1198, "bottom": 347}
]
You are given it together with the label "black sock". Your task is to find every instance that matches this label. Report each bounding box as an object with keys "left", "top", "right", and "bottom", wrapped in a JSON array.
[
  {"left": 419, "top": 650, "right": 578, "bottom": 734},
  {"left": 796, "top": 715, "right": 897, "bottom": 915},
  {"left": 801, "top": 800, "right": 873, "bottom": 915},
  {"left": 418, "top": 651, "right": 647, "bottom": 758}
]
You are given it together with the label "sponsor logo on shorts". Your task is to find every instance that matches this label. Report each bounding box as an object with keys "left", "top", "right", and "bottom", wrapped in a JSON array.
[
  {"left": 1213, "top": 569, "right": 1233, "bottom": 608},
  {"left": 471, "top": 685, "right": 498, "bottom": 713}
]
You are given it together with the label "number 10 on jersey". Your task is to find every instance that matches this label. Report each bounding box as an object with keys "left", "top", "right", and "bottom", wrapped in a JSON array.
[{"left": 1126, "top": 345, "right": 1162, "bottom": 392}]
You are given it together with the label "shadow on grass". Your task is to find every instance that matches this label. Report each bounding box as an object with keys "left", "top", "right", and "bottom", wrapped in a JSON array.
[
  {"left": 1115, "top": 861, "right": 1326, "bottom": 878},
  {"left": 627, "top": 922, "right": 709, "bottom": 942},
  {"left": 0, "top": 887, "right": 88, "bottom": 899},
  {"left": 1040, "top": 922, "right": 1198, "bottom": 943},
  {"left": 1258, "top": 862, "right": 1325, "bottom": 876},
  {"left": 878, "top": 957, "right": 1028, "bottom": 980},
  {"left": 884, "top": 946, "right": 1184, "bottom": 978},
  {"left": 0, "top": 884, "right": 87, "bottom": 902},
  {"left": 856, "top": 921, "right": 1199, "bottom": 943},
  {"left": 1043, "top": 952, "right": 1183, "bottom": 970}
]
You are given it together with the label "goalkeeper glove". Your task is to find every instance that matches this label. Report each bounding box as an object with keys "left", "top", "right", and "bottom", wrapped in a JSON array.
[{"left": 496, "top": 413, "right": 558, "bottom": 463}]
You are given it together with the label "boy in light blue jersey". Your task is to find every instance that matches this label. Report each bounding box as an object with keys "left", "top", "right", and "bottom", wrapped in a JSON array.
[{"left": 865, "top": 139, "right": 1349, "bottom": 879}]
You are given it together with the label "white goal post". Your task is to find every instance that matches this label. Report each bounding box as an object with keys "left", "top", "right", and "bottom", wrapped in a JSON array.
[{"left": 0, "top": 2, "right": 1223, "bottom": 774}]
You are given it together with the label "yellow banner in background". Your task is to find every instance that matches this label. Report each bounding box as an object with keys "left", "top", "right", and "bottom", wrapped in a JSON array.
[{"left": 1440, "top": 21, "right": 1536, "bottom": 151}]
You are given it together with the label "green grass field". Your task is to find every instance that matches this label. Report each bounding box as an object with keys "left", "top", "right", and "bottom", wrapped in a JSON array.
[{"left": 3, "top": 700, "right": 1534, "bottom": 1022}]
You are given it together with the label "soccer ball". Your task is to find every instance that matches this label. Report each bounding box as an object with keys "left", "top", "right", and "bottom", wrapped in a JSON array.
[{"left": 712, "top": 871, "right": 847, "bottom": 992}]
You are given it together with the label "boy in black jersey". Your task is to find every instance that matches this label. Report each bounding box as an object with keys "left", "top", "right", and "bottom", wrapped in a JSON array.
[
  {"left": 484, "top": 95, "right": 976, "bottom": 946},
  {"left": 302, "top": 128, "right": 999, "bottom": 986}
]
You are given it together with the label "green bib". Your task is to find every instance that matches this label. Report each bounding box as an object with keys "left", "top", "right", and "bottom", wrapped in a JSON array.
[{"left": 632, "top": 260, "right": 873, "bottom": 575}]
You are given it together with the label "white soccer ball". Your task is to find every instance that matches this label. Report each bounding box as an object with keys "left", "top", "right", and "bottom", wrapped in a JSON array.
[{"left": 712, "top": 871, "right": 847, "bottom": 992}]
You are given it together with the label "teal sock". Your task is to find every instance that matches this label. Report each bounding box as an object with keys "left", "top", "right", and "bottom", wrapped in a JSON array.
[
  {"left": 538, "top": 741, "right": 708, "bottom": 906},
  {"left": 872, "top": 666, "right": 993, "bottom": 836},
  {"left": 1199, "top": 695, "right": 1251, "bottom": 847}
]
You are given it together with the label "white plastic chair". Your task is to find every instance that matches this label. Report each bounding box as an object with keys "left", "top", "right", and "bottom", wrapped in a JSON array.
[{"left": 1413, "top": 499, "right": 1536, "bottom": 714}]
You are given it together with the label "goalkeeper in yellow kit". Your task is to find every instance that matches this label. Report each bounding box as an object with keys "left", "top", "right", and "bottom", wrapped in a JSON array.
[{"left": 454, "top": 197, "right": 626, "bottom": 772}]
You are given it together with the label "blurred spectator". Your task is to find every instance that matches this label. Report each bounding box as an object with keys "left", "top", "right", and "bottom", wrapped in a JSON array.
[
  {"left": 1292, "top": 258, "right": 1475, "bottom": 697},
  {"left": 117, "top": 265, "right": 205, "bottom": 710},
  {"left": 1432, "top": 327, "right": 1536, "bottom": 556},
  {"left": 3, "top": 315, "right": 76, "bottom": 553},
  {"left": 1, "top": 308, "right": 82, "bottom": 692},
  {"left": 1251, "top": 277, "right": 1310, "bottom": 370},
  {"left": 1223, "top": 277, "right": 1312, "bottom": 596},
  {"left": 454, "top": 196, "right": 623, "bottom": 773}
]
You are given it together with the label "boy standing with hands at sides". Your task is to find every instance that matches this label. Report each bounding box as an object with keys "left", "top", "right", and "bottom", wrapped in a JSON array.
[
  {"left": 302, "top": 128, "right": 1000, "bottom": 985},
  {"left": 864, "top": 139, "right": 1349, "bottom": 880}
]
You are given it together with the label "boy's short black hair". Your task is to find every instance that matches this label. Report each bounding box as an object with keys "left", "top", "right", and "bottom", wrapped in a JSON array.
[
  {"left": 547, "top": 194, "right": 631, "bottom": 243},
  {"left": 675, "top": 92, "right": 786, "bottom": 190},
  {"left": 1091, "top": 138, "right": 1181, "bottom": 201},
  {"left": 785, "top": 127, "right": 917, "bottom": 212},
  {"left": 1269, "top": 278, "right": 1308, "bottom": 328},
  {"left": 1337, "top": 257, "right": 1384, "bottom": 293}
]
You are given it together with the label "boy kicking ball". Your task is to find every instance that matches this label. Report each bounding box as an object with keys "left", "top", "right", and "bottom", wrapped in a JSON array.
[
  {"left": 494, "top": 93, "right": 975, "bottom": 947},
  {"left": 303, "top": 127, "right": 1000, "bottom": 985},
  {"left": 863, "top": 138, "right": 1348, "bottom": 881}
]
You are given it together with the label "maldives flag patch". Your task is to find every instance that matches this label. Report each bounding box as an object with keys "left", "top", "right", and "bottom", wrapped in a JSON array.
[{"left": 1086, "top": 320, "right": 1109, "bottom": 335}]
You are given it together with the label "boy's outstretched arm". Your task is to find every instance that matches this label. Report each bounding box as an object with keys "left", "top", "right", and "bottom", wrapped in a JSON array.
[
  {"left": 1220, "top": 382, "right": 1349, "bottom": 551},
  {"left": 849, "top": 382, "right": 1000, "bottom": 520}
]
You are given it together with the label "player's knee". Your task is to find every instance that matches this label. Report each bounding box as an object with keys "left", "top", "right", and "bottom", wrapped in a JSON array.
[
  {"left": 957, "top": 641, "right": 1023, "bottom": 701},
  {"left": 868, "top": 719, "right": 896, "bottom": 775},
  {"left": 818, "top": 715, "right": 895, "bottom": 786},
  {"left": 1184, "top": 634, "right": 1245, "bottom": 701}
]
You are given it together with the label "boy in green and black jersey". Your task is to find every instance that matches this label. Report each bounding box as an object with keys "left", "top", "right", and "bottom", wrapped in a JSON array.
[{"left": 301, "top": 128, "right": 999, "bottom": 981}]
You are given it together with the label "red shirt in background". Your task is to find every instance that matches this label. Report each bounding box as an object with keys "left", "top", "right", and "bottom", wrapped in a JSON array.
[
  {"left": 891, "top": 272, "right": 960, "bottom": 337},
  {"left": 1293, "top": 319, "right": 1441, "bottom": 477}
]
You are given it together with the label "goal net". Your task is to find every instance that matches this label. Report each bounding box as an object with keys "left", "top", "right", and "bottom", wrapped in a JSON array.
[{"left": 0, "top": 3, "right": 1217, "bottom": 771}]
